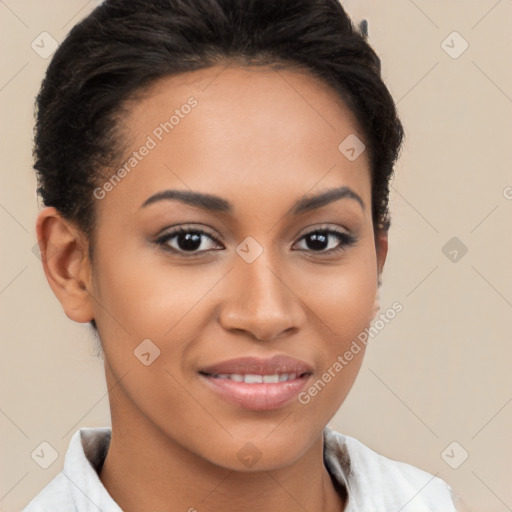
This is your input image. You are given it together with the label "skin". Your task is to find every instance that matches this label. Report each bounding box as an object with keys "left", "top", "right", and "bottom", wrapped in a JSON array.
[{"left": 37, "top": 63, "right": 388, "bottom": 512}]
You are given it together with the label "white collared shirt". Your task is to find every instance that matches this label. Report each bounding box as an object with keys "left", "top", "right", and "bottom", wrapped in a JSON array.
[{"left": 22, "top": 426, "right": 458, "bottom": 511}]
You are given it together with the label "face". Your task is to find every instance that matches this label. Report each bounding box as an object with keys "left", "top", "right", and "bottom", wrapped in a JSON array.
[{"left": 81, "top": 64, "right": 386, "bottom": 470}]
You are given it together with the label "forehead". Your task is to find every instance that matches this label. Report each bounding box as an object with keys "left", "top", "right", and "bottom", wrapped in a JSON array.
[
  {"left": 97, "top": 64, "right": 371, "bottom": 216},
  {"left": 123, "top": 63, "right": 364, "bottom": 146}
]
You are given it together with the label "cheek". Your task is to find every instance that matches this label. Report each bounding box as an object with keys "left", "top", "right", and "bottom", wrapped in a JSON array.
[
  {"left": 90, "top": 242, "right": 231, "bottom": 376},
  {"left": 296, "top": 249, "right": 378, "bottom": 343},
  {"left": 291, "top": 247, "right": 378, "bottom": 414},
  {"left": 91, "top": 240, "right": 194, "bottom": 324}
]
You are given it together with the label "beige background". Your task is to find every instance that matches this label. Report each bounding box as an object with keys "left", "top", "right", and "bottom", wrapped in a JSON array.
[{"left": 1, "top": 1, "right": 511, "bottom": 510}]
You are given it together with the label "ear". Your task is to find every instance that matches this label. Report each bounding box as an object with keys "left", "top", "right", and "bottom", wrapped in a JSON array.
[
  {"left": 372, "top": 229, "right": 388, "bottom": 317},
  {"left": 374, "top": 229, "right": 388, "bottom": 285},
  {"left": 35, "top": 207, "right": 94, "bottom": 323}
]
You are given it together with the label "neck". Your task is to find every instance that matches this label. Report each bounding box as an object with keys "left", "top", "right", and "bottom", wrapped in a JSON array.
[{"left": 99, "top": 366, "right": 346, "bottom": 512}]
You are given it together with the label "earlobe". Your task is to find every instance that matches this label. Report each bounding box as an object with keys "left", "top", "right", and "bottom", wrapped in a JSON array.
[
  {"left": 373, "top": 289, "right": 380, "bottom": 318},
  {"left": 35, "top": 207, "right": 95, "bottom": 323},
  {"left": 375, "top": 229, "right": 388, "bottom": 282}
]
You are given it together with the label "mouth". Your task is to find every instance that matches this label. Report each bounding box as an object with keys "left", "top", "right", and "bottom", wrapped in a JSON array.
[
  {"left": 203, "top": 372, "right": 307, "bottom": 383},
  {"left": 198, "top": 355, "right": 313, "bottom": 411}
]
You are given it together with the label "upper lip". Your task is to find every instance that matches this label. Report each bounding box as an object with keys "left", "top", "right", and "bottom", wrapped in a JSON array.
[{"left": 199, "top": 355, "right": 314, "bottom": 376}]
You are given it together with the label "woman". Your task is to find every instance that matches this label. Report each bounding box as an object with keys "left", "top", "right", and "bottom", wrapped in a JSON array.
[{"left": 24, "top": 0, "right": 467, "bottom": 510}]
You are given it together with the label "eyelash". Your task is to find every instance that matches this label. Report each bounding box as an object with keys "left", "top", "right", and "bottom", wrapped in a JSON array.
[{"left": 154, "top": 225, "right": 358, "bottom": 257}]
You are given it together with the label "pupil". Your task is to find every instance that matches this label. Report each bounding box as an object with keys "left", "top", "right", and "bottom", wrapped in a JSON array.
[
  {"left": 308, "top": 232, "right": 328, "bottom": 251},
  {"left": 179, "top": 232, "right": 201, "bottom": 251}
]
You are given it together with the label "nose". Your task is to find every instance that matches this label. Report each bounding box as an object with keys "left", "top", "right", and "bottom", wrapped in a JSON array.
[{"left": 218, "top": 248, "right": 306, "bottom": 341}]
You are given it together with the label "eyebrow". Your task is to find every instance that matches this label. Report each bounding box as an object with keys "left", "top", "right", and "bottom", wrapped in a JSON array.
[{"left": 140, "top": 186, "right": 365, "bottom": 215}]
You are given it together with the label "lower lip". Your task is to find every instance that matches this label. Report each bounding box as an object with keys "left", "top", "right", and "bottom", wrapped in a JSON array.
[{"left": 200, "top": 374, "right": 311, "bottom": 411}]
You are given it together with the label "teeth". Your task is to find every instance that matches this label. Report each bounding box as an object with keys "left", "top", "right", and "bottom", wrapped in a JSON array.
[
  {"left": 244, "top": 374, "right": 263, "bottom": 383},
  {"left": 213, "top": 373, "right": 299, "bottom": 383}
]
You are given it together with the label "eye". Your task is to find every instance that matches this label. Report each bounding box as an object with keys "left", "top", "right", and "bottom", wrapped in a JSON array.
[
  {"left": 155, "top": 225, "right": 357, "bottom": 257},
  {"left": 293, "top": 228, "right": 357, "bottom": 254},
  {"left": 155, "top": 226, "right": 223, "bottom": 256}
]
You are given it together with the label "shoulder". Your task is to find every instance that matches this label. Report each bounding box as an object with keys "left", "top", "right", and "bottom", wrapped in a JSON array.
[
  {"left": 21, "top": 426, "right": 116, "bottom": 512},
  {"left": 323, "top": 427, "right": 458, "bottom": 511},
  {"left": 21, "top": 472, "right": 73, "bottom": 511}
]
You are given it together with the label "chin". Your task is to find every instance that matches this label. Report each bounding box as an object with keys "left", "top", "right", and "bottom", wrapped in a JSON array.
[{"left": 196, "top": 425, "right": 319, "bottom": 473}]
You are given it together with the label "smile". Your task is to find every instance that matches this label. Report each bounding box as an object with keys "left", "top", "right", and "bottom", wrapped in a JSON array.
[
  {"left": 198, "top": 355, "right": 314, "bottom": 410},
  {"left": 210, "top": 373, "right": 300, "bottom": 383}
]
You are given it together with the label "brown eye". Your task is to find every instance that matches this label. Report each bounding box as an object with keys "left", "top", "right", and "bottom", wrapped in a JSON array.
[
  {"left": 156, "top": 227, "right": 223, "bottom": 255},
  {"left": 294, "top": 229, "right": 357, "bottom": 254}
]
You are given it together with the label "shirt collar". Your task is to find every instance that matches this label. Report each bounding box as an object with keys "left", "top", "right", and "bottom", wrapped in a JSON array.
[
  {"left": 63, "top": 426, "right": 351, "bottom": 511},
  {"left": 323, "top": 426, "right": 353, "bottom": 510},
  {"left": 63, "top": 427, "right": 122, "bottom": 511}
]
